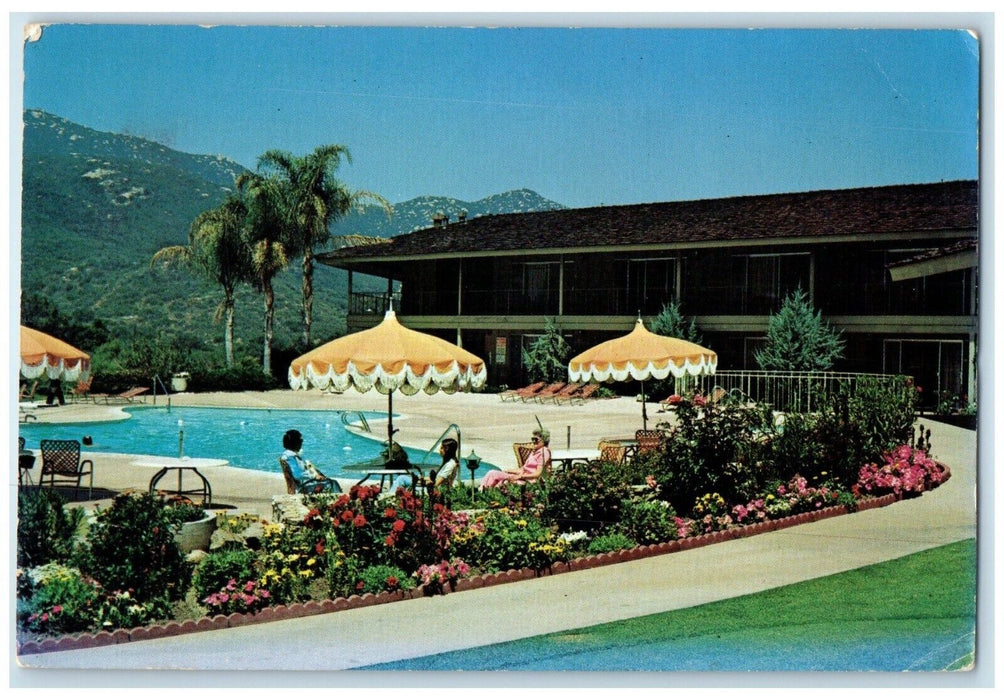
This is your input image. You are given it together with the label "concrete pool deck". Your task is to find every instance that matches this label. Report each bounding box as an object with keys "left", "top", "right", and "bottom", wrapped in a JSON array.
[{"left": 13, "top": 390, "right": 979, "bottom": 675}]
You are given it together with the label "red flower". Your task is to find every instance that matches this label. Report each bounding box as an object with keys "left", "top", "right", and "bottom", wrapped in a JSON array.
[
  {"left": 384, "top": 507, "right": 397, "bottom": 519},
  {"left": 315, "top": 541, "right": 325, "bottom": 555},
  {"left": 353, "top": 514, "right": 367, "bottom": 528},
  {"left": 384, "top": 535, "right": 396, "bottom": 547},
  {"left": 392, "top": 519, "right": 406, "bottom": 532},
  {"left": 386, "top": 576, "right": 399, "bottom": 589},
  {"left": 340, "top": 510, "right": 355, "bottom": 522}
]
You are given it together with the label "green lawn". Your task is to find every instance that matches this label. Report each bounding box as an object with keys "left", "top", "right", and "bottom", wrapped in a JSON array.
[{"left": 365, "top": 539, "right": 977, "bottom": 671}]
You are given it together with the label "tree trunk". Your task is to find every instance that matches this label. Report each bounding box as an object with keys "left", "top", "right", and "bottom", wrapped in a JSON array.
[
  {"left": 263, "top": 281, "right": 274, "bottom": 376},
  {"left": 224, "top": 289, "right": 235, "bottom": 367},
  {"left": 302, "top": 250, "right": 314, "bottom": 348}
]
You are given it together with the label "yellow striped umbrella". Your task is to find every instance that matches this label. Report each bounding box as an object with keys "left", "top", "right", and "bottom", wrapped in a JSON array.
[{"left": 568, "top": 318, "right": 716, "bottom": 428}]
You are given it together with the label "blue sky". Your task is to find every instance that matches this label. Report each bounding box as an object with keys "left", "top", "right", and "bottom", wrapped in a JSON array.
[{"left": 20, "top": 24, "right": 979, "bottom": 208}]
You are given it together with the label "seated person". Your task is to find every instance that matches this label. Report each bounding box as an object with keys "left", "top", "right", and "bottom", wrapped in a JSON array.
[
  {"left": 391, "top": 437, "right": 459, "bottom": 493},
  {"left": 280, "top": 429, "right": 338, "bottom": 494},
  {"left": 480, "top": 427, "right": 551, "bottom": 490}
]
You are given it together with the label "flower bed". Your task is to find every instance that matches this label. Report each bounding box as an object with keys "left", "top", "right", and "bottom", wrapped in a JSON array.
[{"left": 16, "top": 450, "right": 949, "bottom": 656}]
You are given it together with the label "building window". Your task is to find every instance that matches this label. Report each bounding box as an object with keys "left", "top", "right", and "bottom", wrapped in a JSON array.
[
  {"left": 521, "top": 262, "right": 560, "bottom": 314},
  {"left": 627, "top": 257, "right": 678, "bottom": 315},
  {"left": 883, "top": 339, "right": 965, "bottom": 410},
  {"left": 732, "top": 253, "right": 811, "bottom": 315}
]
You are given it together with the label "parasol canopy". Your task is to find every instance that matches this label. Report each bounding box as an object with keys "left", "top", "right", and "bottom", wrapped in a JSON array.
[
  {"left": 288, "top": 310, "right": 487, "bottom": 443},
  {"left": 567, "top": 318, "right": 717, "bottom": 428},
  {"left": 19, "top": 325, "right": 91, "bottom": 382}
]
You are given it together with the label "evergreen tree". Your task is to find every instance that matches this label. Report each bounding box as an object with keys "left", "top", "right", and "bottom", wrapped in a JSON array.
[
  {"left": 755, "top": 289, "right": 844, "bottom": 371},
  {"left": 650, "top": 301, "right": 702, "bottom": 344},
  {"left": 522, "top": 318, "right": 573, "bottom": 383}
]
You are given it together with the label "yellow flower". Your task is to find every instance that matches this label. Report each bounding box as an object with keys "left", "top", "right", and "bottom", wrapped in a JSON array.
[{"left": 306, "top": 558, "right": 316, "bottom": 567}]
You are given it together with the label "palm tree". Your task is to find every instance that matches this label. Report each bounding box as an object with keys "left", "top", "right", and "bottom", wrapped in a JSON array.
[
  {"left": 258, "top": 145, "right": 391, "bottom": 347},
  {"left": 236, "top": 171, "right": 291, "bottom": 375},
  {"left": 151, "top": 195, "right": 251, "bottom": 366}
]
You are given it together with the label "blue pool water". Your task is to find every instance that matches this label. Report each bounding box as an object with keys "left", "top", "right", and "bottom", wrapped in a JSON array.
[{"left": 18, "top": 406, "right": 486, "bottom": 479}]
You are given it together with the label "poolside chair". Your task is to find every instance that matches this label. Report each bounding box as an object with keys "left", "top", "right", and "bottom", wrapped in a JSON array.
[
  {"left": 499, "top": 381, "right": 545, "bottom": 402},
  {"left": 559, "top": 383, "right": 601, "bottom": 405},
  {"left": 597, "top": 440, "right": 628, "bottom": 465},
  {"left": 530, "top": 382, "right": 568, "bottom": 403},
  {"left": 19, "top": 380, "right": 38, "bottom": 401},
  {"left": 542, "top": 382, "right": 583, "bottom": 404},
  {"left": 40, "top": 439, "right": 94, "bottom": 500},
  {"left": 92, "top": 386, "right": 149, "bottom": 404},
  {"left": 67, "top": 376, "right": 93, "bottom": 403},
  {"left": 634, "top": 429, "right": 664, "bottom": 455},
  {"left": 278, "top": 456, "right": 340, "bottom": 495}
]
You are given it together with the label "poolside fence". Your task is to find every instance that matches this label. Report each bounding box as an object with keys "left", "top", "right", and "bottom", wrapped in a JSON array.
[{"left": 682, "top": 370, "right": 914, "bottom": 414}]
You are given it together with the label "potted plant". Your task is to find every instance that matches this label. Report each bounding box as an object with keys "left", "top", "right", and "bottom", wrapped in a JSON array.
[
  {"left": 171, "top": 372, "right": 191, "bottom": 392},
  {"left": 164, "top": 498, "right": 215, "bottom": 553}
]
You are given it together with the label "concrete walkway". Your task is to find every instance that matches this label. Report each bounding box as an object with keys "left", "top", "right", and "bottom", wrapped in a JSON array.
[{"left": 14, "top": 391, "right": 978, "bottom": 675}]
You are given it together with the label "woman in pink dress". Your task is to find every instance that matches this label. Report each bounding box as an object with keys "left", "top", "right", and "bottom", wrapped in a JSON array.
[{"left": 480, "top": 428, "right": 551, "bottom": 490}]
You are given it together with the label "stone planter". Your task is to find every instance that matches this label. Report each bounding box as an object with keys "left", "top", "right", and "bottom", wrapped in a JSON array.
[
  {"left": 171, "top": 372, "right": 190, "bottom": 392},
  {"left": 175, "top": 511, "right": 216, "bottom": 553}
]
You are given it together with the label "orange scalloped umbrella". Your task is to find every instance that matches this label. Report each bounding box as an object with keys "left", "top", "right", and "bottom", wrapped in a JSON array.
[
  {"left": 288, "top": 310, "right": 487, "bottom": 444},
  {"left": 568, "top": 318, "right": 717, "bottom": 428},
  {"left": 19, "top": 325, "right": 91, "bottom": 382}
]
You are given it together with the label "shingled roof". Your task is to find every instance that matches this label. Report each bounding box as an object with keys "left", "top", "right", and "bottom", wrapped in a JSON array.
[{"left": 318, "top": 180, "right": 977, "bottom": 264}]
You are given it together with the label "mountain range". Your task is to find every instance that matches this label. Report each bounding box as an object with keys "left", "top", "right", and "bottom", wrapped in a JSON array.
[{"left": 19, "top": 109, "right": 565, "bottom": 354}]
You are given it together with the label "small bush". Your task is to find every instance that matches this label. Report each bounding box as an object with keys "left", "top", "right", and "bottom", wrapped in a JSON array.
[
  {"left": 356, "top": 565, "right": 414, "bottom": 594},
  {"left": 542, "top": 459, "right": 634, "bottom": 534},
  {"left": 17, "top": 563, "right": 101, "bottom": 635},
  {"left": 587, "top": 532, "right": 636, "bottom": 554},
  {"left": 74, "top": 492, "right": 191, "bottom": 603},
  {"left": 618, "top": 499, "right": 677, "bottom": 545},
  {"left": 474, "top": 509, "right": 569, "bottom": 572},
  {"left": 193, "top": 548, "right": 258, "bottom": 601},
  {"left": 17, "top": 489, "right": 85, "bottom": 568}
]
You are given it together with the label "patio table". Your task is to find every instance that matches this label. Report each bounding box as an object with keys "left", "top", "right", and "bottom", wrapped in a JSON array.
[
  {"left": 132, "top": 456, "right": 228, "bottom": 505},
  {"left": 550, "top": 448, "right": 601, "bottom": 469}
]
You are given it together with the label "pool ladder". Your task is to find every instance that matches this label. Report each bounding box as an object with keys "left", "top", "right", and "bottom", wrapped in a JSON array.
[
  {"left": 152, "top": 374, "right": 171, "bottom": 410},
  {"left": 418, "top": 423, "right": 461, "bottom": 468},
  {"left": 340, "top": 410, "right": 371, "bottom": 433}
]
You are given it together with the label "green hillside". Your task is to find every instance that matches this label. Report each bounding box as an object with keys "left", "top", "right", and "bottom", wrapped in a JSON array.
[{"left": 19, "top": 110, "right": 565, "bottom": 363}]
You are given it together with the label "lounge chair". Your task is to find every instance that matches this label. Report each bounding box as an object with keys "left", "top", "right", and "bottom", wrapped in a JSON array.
[
  {"left": 19, "top": 380, "right": 38, "bottom": 401},
  {"left": 92, "top": 386, "right": 149, "bottom": 404},
  {"left": 278, "top": 456, "right": 341, "bottom": 495},
  {"left": 558, "top": 382, "right": 601, "bottom": 405},
  {"left": 40, "top": 439, "right": 94, "bottom": 500},
  {"left": 530, "top": 382, "right": 568, "bottom": 403},
  {"left": 499, "top": 381, "right": 545, "bottom": 402},
  {"left": 540, "top": 382, "right": 582, "bottom": 404}
]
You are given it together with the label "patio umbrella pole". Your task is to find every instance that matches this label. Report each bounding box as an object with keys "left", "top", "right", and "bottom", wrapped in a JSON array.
[
  {"left": 388, "top": 391, "right": 394, "bottom": 446},
  {"left": 641, "top": 380, "right": 648, "bottom": 430}
]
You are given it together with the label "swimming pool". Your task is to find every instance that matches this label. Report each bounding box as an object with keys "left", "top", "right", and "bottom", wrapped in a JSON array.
[{"left": 18, "top": 406, "right": 489, "bottom": 479}]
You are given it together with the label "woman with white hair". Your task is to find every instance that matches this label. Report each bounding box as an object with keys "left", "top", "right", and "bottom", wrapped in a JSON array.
[{"left": 480, "top": 426, "right": 551, "bottom": 490}]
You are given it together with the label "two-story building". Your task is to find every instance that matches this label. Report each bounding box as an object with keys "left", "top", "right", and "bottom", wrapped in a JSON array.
[{"left": 318, "top": 180, "right": 978, "bottom": 409}]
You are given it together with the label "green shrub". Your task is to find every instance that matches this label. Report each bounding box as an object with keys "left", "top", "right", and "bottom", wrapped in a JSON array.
[
  {"left": 618, "top": 498, "right": 677, "bottom": 545},
  {"left": 163, "top": 499, "right": 209, "bottom": 527},
  {"left": 587, "top": 532, "right": 637, "bottom": 554},
  {"left": 74, "top": 492, "right": 191, "bottom": 603},
  {"left": 17, "top": 563, "right": 101, "bottom": 635},
  {"left": 542, "top": 459, "right": 634, "bottom": 534},
  {"left": 193, "top": 548, "right": 258, "bottom": 601},
  {"left": 652, "top": 399, "right": 775, "bottom": 513},
  {"left": 189, "top": 356, "right": 280, "bottom": 392},
  {"left": 356, "top": 565, "right": 415, "bottom": 594},
  {"left": 16, "top": 489, "right": 85, "bottom": 568},
  {"left": 474, "top": 509, "right": 569, "bottom": 572}
]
